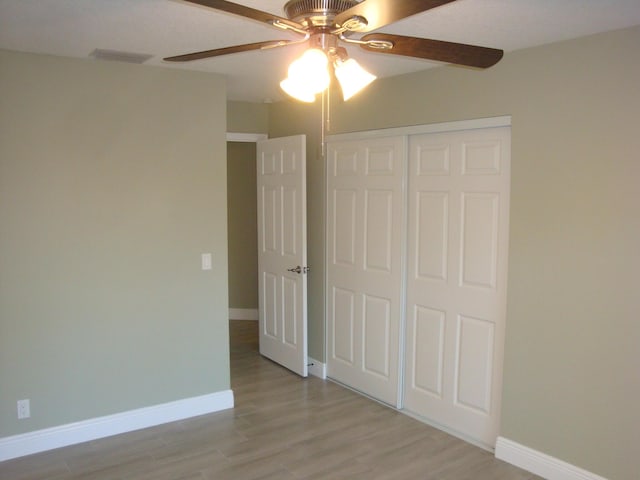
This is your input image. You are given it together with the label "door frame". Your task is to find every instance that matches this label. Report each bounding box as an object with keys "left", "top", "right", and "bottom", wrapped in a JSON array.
[
  {"left": 226, "top": 132, "right": 267, "bottom": 322},
  {"left": 227, "top": 133, "right": 268, "bottom": 143}
]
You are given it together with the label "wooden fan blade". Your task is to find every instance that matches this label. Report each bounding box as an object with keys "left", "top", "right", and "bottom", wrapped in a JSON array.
[
  {"left": 334, "top": 0, "right": 457, "bottom": 33},
  {"left": 360, "top": 33, "right": 503, "bottom": 68},
  {"left": 184, "top": 0, "right": 304, "bottom": 31},
  {"left": 164, "top": 40, "right": 295, "bottom": 62}
]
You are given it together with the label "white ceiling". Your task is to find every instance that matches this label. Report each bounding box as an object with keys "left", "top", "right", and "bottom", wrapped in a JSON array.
[{"left": 1, "top": 0, "right": 639, "bottom": 103}]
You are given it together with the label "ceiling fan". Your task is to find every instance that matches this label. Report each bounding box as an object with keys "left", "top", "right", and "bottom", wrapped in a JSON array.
[{"left": 165, "top": 0, "right": 504, "bottom": 102}]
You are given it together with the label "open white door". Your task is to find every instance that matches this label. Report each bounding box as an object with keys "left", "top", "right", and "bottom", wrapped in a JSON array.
[{"left": 257, "top": 135, "right": 308, "bottom": 377}]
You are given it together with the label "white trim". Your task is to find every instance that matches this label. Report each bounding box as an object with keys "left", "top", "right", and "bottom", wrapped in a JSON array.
[
  {"left": 0, "top": 390, "right": 234, "bottom": 462},
  {"left": 495, "top": 437, "right": 608, "bottom": 480},
  {"left": 226, "top": 132, "right": 268, "bottom": 142},
  {"left": 326, "top": 115, "right": 512, "bottom": 143},
  {"left": 229, "top": 308, "right": 258, "bottom": 320},
  {"left": 307, "top": 357, "right": 326, "bottom": 379}
]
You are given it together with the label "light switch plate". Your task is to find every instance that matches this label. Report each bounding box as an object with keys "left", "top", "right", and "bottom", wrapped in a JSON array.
[{"left": 201, "top": 253, "right": 212, "bottom": 270}]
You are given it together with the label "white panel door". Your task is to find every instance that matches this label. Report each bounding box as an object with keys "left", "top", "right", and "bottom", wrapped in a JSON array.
[
  {"left": 326, "top": 136, "right": 405, "bottom": 406},
  {"left": 404, "top": 127, "right": 510, "bottom": 447},
  {"left": 257, "top": 135, "right": 307, "bottom": 377}
]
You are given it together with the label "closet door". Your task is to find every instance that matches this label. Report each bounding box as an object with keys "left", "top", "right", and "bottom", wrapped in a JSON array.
[
  {"left": 404, "top": 127, "right": 510, "bottom": 447},
  {"left": 326, "top": 136, "right": 405, "bottom": 406}
]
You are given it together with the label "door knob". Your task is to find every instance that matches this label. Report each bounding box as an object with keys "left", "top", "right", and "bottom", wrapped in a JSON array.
[{"left": 287, "top": 266, "right": 302, "bottom": 274}]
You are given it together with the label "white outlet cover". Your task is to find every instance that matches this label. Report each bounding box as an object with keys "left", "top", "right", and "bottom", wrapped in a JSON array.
[
  {"left": 201, "top": 253, "right": 212, "bottom": 270},
  {"left": 17, "top": 399, "right": 30, "bottom": 419}
]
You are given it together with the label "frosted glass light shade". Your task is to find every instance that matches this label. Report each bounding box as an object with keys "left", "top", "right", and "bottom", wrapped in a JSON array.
[
  {"left": 280, "top": 48, "right": 330, "bottom": 102},
  {"left": 280, "top": 77, "right": 316, "bottom": 103},
  {"left": 334, "top": 58, "right": 376, "bottom": 101}
]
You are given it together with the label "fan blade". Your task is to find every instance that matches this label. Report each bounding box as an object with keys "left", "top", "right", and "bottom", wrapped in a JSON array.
[
  {"left": 334, "top": 0, "right": 457, "bottom": 33},
  {"left": 164, "top": 40, "right": 295, "bottom": 62},
  {"left": 360, "top": 33, "right": 503, "bottom": 68},
  {"left": 184, "top": 0, "right": 305, "bottom": 31}
]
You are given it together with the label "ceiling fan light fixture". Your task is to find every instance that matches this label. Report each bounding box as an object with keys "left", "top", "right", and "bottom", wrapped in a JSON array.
[
  {"left": 167, "top": 0, "right": 505, "bottom": 101},
  {"left": 281, "top": 48, "right": 331, "bottom": 102},
  {"left": 280, "top": 77, "right": 316, "bottom": 103},
  {"left": 334, "top": 58, "right": 376, "bottom": 101},
  {"left": 288, "top": 48, "right": 330, "bottom": 92}
]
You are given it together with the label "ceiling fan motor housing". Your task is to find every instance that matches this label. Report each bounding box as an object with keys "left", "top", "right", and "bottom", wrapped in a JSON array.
[{"left": 284, "top": 0, "right": 359, "bottom": 27}]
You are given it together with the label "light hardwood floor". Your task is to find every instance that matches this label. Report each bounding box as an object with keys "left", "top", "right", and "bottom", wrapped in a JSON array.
[{"left": 1, "top": 320, "right": 540, "bottom": 480}]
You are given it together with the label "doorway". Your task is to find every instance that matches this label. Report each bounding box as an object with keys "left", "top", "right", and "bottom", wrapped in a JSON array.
[
  {"left": 227, "top": 140, "right": 260, "bottom": 323},
  {"left": 226, "top": 134, "right": 266, "bottom": 368},
  {"left": 226, "top": 133, "right": 309, "bottom": 378}
]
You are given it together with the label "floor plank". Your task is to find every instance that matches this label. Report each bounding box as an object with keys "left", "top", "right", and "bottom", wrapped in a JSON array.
[{"left": 0, "top": 320, "right": 541, "bottom": 479}]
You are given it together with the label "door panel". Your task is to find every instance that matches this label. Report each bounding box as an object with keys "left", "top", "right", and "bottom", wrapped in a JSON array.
[
  {"left": 365, "top": 189, "right": 393, "bottom": 272},
  {"left": 257, "top": 135, "right": 307, "bottom": 377},
  {"left": 412, "top": 306, "right": 445, "bottom": 398},
  {"left": 263, "top": 272, "right": 277, "bottom": 338},
  {"left": 332, "top": 286, "right": 355, "bottom": 365},
  {"left": 262, "top": 186, "right": 278, "bottom": 253},
  {"left": 333, "top": 189, "right": 357, "bottom": 266},
  {"left": 363, "top": 294, "right": 391, "bottom": 378},
  {"left": 460, "top": 193, "right": 499, "bottom": 289},
  {"left": 282, "top": 276, "right": 298, "bottom": 346},
  {"left": 282, "top": 186, "right": 298, "bottom": 256},
  {"left": 326, "top": 136, "right": 405, "bottom": 407},
  {"left": 404, "top": 127, "right": 510, "bottom": 447},
  {"left": 455, "top": 314, "right": 494, "bottom": 413},
  {"left": 415, "top": 191, "right": 449, "bottom": 281}
]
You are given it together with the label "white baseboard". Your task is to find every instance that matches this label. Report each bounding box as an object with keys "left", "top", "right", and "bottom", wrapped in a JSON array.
[
  {"left": 229, "top": 308, "right": 258, "bottom": 320},
  {"left": 495, "top": 437, "right": 608, "bottom": 480},
  {"left": 308, "top": 357, "right": 326, "bottom": 379},
  {"left": 0, "top": 390, "right": 234, "bottom": 462}
]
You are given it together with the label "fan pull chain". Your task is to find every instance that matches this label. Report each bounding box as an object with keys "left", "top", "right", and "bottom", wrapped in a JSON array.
[{"left": 320, "top": 85, "right": 331, "bottom": 160}]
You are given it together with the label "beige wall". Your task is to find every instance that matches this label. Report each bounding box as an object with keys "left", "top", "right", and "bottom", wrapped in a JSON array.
[
  {"left": 0, "top": 50, "right": 230, "bottom": 436},
  {"left": 227, "top": 101, "right": 269, "bottom": 134},
  {"left": 269, "top": 26, "right": 640, "bottom": 480},
  {"left": 227, "top": 142, "right": 258, "bottom": 310}
]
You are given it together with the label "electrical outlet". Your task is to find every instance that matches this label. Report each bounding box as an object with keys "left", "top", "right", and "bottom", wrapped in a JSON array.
[{"left": 17, "top": 399, "right": 30, "bottom": 419}]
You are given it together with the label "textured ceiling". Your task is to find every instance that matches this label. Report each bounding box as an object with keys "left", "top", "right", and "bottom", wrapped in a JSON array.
[{"left": 1, "top": 0, "right": 639, "bottom": 102}]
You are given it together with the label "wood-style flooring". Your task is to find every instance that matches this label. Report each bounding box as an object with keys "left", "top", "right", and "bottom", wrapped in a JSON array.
[{"left": 0, "top": 320, "right": 541, "bottom": 480}]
